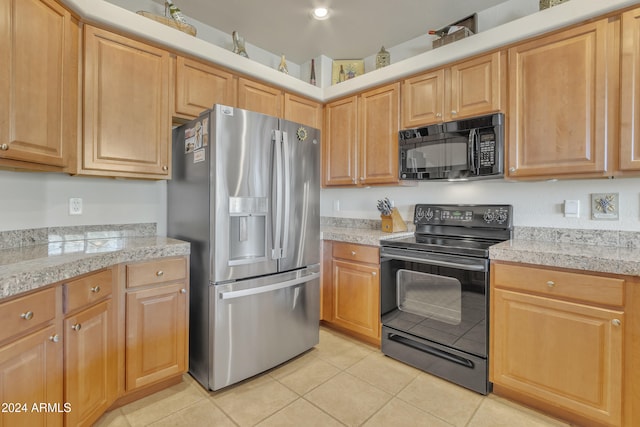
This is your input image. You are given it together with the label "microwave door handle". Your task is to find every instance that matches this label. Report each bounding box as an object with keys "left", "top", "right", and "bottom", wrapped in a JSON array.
[
  {"left": 468, "top": 129, "right": 477, "bottom": 173},
  {"left": 281, "top": 131, "right": 291, "bottom": 257},
  {"left": 272, "top": 130, "right": 283, "bottom": 260}
]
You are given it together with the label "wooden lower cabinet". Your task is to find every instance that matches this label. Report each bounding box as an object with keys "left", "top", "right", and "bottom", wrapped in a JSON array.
[
  {"left": 491, "top": 262, "right": 626, "bottom": 426},
  {"left": 124, "top": 258, "right": 189, "bottom": 392},
  {"left": 125, "top": 283, "right": 188, "bottom": 390},
  {"left": 0, "top": 287, "right": 63, "bottom": 427},
  {"left": 64, "top": 299, "right": 117, "bottom": 427},
  {"left": 322, "top": 241, "right": 381, "bottom": 345}
]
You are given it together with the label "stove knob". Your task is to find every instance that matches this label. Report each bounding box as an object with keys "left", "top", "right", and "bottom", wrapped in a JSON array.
[
  {"left": 425, "top": 208, "right": 434, "bottom": 221},
  {"left": 496, "top": 211, "right": 508, "bottom": 224},
  {"left": 483, "top": 210, "right": 495, "bottom": 223},
  {"left": 415, "top": 208, "right": 424, "bottom": 221}
]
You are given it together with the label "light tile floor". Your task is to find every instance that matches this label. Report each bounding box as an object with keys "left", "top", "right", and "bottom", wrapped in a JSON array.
[{"left": 95, "top": 327, "right": 571, "bottom": 427}]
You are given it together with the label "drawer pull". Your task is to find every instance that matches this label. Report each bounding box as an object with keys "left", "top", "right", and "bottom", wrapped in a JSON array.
[
  {"left": 71, "top": 324, "right": 82, "bottom": 331},
  {"left": 90, "top": 285, "right": 101, "bottom": 293},
  {"left": 21, "top": 311, "right": 34, "bottom": 320},
  {"left": 0, "top": 143, "right": 8, "bottom": 151},
  {"left": 546, "top": 281, "right": 555, "bottom": 288},
  {"left": 49, "top": 334, "right": 60, "bottom": 343},
  {"left": 612, "top": 319, "right": 621, "bottom": 327},
  {"left": 351, "top": 251, "right": 356, "bottom": 256},
  {"left": 156, "top": 270, "right": 164, "bottom": 277},
  {"left": 180, "top": 288, "right": 187, "bottom": 294}
]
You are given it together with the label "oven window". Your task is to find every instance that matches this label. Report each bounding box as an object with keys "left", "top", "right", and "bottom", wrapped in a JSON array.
[{"left": 397, "top": 269, "right": 461, "bottom": 325}]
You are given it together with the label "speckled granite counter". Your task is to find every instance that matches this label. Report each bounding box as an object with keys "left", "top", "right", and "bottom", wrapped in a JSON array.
[
  {"left": 320, "top": 217, "right": 414, "bottom": 246},
  {"left": 489, "top": 227, "right": 640, "bottom": 277},
  {"left": 0, "top": 224, "right": 190, "bottom": 300}
]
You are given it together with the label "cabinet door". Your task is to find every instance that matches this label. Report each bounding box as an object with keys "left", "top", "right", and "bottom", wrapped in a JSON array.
[
  {"left": 125, "top": 283, "right": 187, "bottom": 391},
  {"left": 284, "top": 93, "right": 322, "bottom": 129},
  {"left": 83, "top": 25, "right": 171, "bottom": 178},
  {"left": 64, "top": 299, "right": 117, "bottom": 427},
  {"left": 331, "top": 259, "right": 380, "bottom": 340},
  {"left": 0, "top": 325, "right": 63, "bottom": 427},
  {"left": 359, "top": 83, "right": 400, "bottom": 185},
  {"left": 401, "top": 69, "right": 445, "bottom": 128},
  {"left": 620, "top": 8, "right": 640, "bottom": 171},
  {"left": 449, "top": 52, "right": 502, "bottom": 120},
  {"left": 491, "top": 289, "right": 623, "bottom": 426},
  {"left": 323, "top": 96, "right": 358, "bottom": 186},
  {"left": 0, "top": 0, "right": 77, "bottom": 170},
  {"left": 174, "top": 56, "right": 236, "bottom": 120},
  {"left": 237, "top": 78, "right": 283, "bottom": 117},
  {"left": 507, "top": 21, "right": 608, "bottom": 178}
]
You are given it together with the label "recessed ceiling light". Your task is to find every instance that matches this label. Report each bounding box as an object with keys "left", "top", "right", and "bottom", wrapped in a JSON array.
[{"left": 311, "top": 7, "right": 329, "bottom": 20}]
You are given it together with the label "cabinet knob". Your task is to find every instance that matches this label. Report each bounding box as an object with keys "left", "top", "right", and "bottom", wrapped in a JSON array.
[
  {"left": 451, "top": 110, "right": 457, "bottom": 115},
  {"left": 351, "top": 251, "right": 356, "bottom": 256},
  {"left": 180, "top": 288, "right": 187, "bottom": 294},
  {"left": 509, "top": 167, "right": 516, "bottom": 173},
  {"left": 0, "top": 143, "right": 8, "bottom": 151},
  {"left": 436, "top": 113, "right": 442, "bottom": 118},
  {"left": 612, "top": 319, "right": 621, "bottom": 326},
  {"left": 21, "top": 311, "right": 34, "bottom": 320},
  {"left": 71, "top": 323, "right": 82, "bottom": 331},
  {"left": 156, "top": 270, "right": 164, "bottom": 277},
  {"left": 162, "top": 165, "right": 168, "bottom": 171},
  {"left": 546, "top": 281, "right": 555, "bottom": 288},
  {"left": 49, "top": 334, "right": 60, "bottom": 343},
  {"left": 90, "top": 285, "right": 101, "bottom": 293},
  {"left": 352, "top": 178, "right": 356, "bottom": 184},
  {"left": 372, "top": 271, "right": 377, "bottom": 276}
]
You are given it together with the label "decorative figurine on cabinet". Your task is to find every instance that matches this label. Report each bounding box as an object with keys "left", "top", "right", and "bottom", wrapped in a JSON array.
[{"left": 232, "top": 31, "right": 249, "bottom": 58}]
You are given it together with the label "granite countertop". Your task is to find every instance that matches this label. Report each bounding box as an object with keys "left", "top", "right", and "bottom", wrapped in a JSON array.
[
  {"left": 320, "top": 217, "right": 414, "bottom": 247},
  {"left": 489, "top": 227, "right": 640, "bottom": 277},
  {"left": 0, "top": 224, "right": 190, "bottom": 300}
]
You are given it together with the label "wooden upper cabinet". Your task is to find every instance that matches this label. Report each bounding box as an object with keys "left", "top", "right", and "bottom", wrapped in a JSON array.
[
  {"left": 402, "top": 69, "right": 445, "bottom": 128},
  {"left": 173, "top": 56, "right": 236, "bottom": 121},
  {"left": 449, "top": 52, "right": 502, "bottom": 120},
  {"left": 237, "top": 77, "right": 283, "bottom": 117},
  {"left": 401, "top": 52, "right": 501, "bottom": 127},
  {"left": 359, "top": 83, "right": 400, "bottom": 185},
  {"left": 620, "top": 7, "right": 640, "bottom": 171},
  {"left": 0, "top": 0, "right": 78, "bottom": 171},
  {"left": 82, "top": 25, "right": 171, "bottom": 179},
  {"left": 323, "top": 95, "right": 358, "bottom": 186},
  {"left": 284, "top": 93, "right": 322, "bottom": 129},
  {"left": 507, "top": 20, "right": 609, "bottom": 178}
]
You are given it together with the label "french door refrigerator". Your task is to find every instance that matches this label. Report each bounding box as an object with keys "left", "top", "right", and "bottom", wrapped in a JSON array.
[{"left": 167, "top": 104, "right": 320, "bottom": 391}]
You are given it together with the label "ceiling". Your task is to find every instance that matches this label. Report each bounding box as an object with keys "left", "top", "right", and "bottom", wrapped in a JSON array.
[{"left": 155, "top": 0, "right": 513, "bottom": 64}]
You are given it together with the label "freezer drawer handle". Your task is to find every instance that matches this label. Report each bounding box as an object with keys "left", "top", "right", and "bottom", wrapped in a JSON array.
[{"left": 219, "top": 272, "right": 320, "bottom": 300}]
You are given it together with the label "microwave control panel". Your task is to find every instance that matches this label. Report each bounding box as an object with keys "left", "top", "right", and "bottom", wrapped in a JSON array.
[{"left": 479, "top": 132, "right": 496, "bottom": 167}]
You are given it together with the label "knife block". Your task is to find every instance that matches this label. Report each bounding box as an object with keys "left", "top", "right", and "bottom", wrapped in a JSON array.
[{"left": 380, "top": 208, "right": 408, "bottom": 233}]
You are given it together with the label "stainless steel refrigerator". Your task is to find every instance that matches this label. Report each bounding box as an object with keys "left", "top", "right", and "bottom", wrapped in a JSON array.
[{"left": 167, "top": 104, "right": 320, "bottom": 391}]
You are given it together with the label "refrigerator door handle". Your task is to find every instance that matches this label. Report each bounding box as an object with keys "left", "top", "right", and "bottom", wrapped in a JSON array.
[
  {"left": 219, "top": 272, "right": 320, "bottom": 300},
  {"left": 282, "top": 131, "right": 291, "bottom": 258},
  {"left": 272, "top": 130, "right": 283, "bottom": 259}
]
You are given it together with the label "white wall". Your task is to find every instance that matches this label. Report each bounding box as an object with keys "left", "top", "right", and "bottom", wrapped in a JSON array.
[
  {"left": 321, "top": 178, "right": 640, "bottom": 231},
  {"left": 0, "top": 171, "right": 167, "bottom": 235}
]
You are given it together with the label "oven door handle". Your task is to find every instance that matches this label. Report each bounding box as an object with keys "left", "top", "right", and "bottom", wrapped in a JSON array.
[{"left": 381, "top": 252, "right": 487, "bottom": 272}]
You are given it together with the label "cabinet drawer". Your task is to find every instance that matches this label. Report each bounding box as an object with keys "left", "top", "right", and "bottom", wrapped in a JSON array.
[
  {"left": 0, "top": 287, "right": 56, "bottom": 343},
  {"left": 493, "top": 263, "right": 624, "bottom": 306},
  {"left": 332, "top": 242, "right": 379, "bottom": 264},
  {"left": 64, "top": 269, "right": 113, "bottom": 313},
  {"left": 126, "top": 258, "right": 187, "bottom": 288}
]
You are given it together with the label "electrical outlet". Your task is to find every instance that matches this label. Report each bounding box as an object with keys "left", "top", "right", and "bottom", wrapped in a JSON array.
[{"left": 69, "top": 198, "right": 83, "bottom": 215}]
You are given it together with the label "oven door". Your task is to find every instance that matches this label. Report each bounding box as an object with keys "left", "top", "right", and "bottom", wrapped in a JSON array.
[{"left": 380, "top": 247, "right": 489, "bottom": 357}]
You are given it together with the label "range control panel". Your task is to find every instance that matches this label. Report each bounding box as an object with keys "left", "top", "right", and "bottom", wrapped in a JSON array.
[{"left": 414, "top": 204, "right": 513, "bottom": 228}]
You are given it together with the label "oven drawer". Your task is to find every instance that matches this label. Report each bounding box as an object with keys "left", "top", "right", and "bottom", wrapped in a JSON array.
[
  {"left": 332, "top": 242, "right": 379, "bottom": 264},
  {"left": 492, "top": 263, "right": 624, "bottom": 307}
]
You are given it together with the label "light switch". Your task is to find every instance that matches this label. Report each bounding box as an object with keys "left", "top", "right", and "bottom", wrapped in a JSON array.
[{"left": 564, "top": 200, "right": 579, "bottom": 218}]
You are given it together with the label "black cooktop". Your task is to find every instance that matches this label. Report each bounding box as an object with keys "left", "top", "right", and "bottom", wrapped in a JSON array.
[
  {"left": 381, "top": 234, "right": 503, "bottom": 258},
  {"left": 381, "top": 204, "right": 514, "bottom": 258}
]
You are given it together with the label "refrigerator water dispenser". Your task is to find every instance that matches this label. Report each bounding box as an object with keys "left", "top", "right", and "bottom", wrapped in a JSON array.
[{"left": 228, "top": 197, "right": 268, "bottom": 265}]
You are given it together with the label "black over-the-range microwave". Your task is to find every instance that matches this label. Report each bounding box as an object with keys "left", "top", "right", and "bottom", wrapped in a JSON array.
[{"left": 399, "top": 113, "right": 504, "bottom": 181}]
